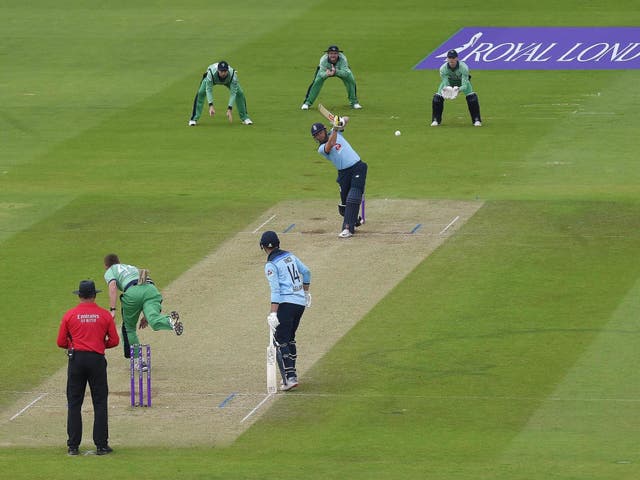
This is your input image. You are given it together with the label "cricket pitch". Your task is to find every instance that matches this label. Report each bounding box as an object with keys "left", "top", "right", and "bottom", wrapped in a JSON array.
[{"left": 0, "top": 199, "right": 482, "bottom": 448}]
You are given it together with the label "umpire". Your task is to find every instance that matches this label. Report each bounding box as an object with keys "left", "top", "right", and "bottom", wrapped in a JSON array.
[{"left": 56, "top": 280, "right": 119, "bottom": 456}]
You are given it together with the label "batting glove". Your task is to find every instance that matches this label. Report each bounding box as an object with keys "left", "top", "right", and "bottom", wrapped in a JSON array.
[
  {"left": 332, "top": 115, "right": 344, "bottom": 129},
  {"left": 305, "top": 292, "right": 312, "bottom": 308},
  {"left": 267, "top": 312, "right": 279, "bottom": 329}
]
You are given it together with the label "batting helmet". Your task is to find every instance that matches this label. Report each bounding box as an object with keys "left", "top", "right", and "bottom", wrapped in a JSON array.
[
  {"left": 260, "top": 230, "right": 280, "bottom": 249},
  {"left": 311, "top": 122, "right": 326, "bottom": 136}
]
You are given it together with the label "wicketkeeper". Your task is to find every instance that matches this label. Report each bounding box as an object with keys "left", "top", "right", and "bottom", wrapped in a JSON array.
[
  {"left": 431, "top": 49, "right": 482, "bottom": 127},
  {"left": 311, "top": 115, "right": 367, "bottom": 238},
  {"left": 188, "top": 60, "right": 253, "bottom": 126},
  {"left": 301, "top": 45, "right": 362, "bottom": 110}
]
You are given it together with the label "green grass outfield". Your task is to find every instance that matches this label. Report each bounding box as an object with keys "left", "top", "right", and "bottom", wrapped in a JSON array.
[{"left": 1, "top": 0, "right": 640, "bottom": 478}]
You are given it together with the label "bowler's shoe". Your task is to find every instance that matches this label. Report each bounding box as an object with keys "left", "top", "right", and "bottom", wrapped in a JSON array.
[{"left": 170, "top": 311, "right": 183, "bottom": 336}]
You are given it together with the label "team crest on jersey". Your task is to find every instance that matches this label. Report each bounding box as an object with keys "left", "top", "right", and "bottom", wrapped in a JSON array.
[
  {"left": 335, "top": 143, "right": 342, "bottom": 151},
  {"left": 266, "top": 268, "right": 274, "bottom": 277}
]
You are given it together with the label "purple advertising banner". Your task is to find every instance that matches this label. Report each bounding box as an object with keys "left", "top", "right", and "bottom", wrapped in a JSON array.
[{"left": 415, "top": 27, "right": 640, "bottom": 70}]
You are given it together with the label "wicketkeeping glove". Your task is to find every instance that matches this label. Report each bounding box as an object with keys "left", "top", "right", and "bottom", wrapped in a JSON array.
[
  {"left": 267, "top": 312, "right": 279, "bottom": 329},
  {"left": 441, "top": 86, "right": 454, "bottom": 99}
]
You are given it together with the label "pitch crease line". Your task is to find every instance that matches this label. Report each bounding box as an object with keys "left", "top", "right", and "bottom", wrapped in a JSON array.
[
  {"left": 252, "top": 215, "right": 276, "bottom": 234},
  {"left": 439, "top": 215, "right": 460, "bottom": 235},
  {"left": 240, "top": 394, "right": 274, "bottom": 423},
  {"left": 10, "top": 393, "right": 47, "bottom": 421}
]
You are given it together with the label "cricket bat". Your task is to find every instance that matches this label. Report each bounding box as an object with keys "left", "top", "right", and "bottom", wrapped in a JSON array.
[
  {"left": 319, "top": 104, "right": 348, "bottom": 130},
  {"left": 266, "top": 326, "right": 277, "bottom": 394},
  {"left": 318, "top": 103, "right": 336, "bottom": 123}
]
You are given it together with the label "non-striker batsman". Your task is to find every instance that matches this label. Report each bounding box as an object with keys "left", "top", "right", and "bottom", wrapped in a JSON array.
[{"left": 260, "top": 231, "right": 311, "bottom": 391}]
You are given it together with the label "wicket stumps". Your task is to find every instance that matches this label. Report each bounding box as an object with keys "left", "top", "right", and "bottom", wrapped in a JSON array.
[{"left": 130, "top": 344, "right": 151, "bottom": 407}]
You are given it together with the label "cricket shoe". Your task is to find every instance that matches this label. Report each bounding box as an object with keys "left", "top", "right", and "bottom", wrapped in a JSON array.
[
  {"left": 280, "top": 376, "right": 299, "bottom": 391},
  {"left": 169, "top": 311, "right": 183, "bottom": 336},
  {"left": 430, "top": 120, "right": 440, "bottom": 126},
  {"left": 301, "top": 103, "right": 309, "bottom": 110},
  {"left": 352, "top": 103, "right": 363, "bottom": 109},
  {"left": 96, "top": 446, "right": 113, "bottom": 456},
  {"left": 188, "top": 120, "right": 197, "bottom": 126},
  {"left": 473, "top": 120, "right": 482, "bottom": 127},
  {"left": 242, "top": 118, "right": 253, "bottom": 125},
  {"left": 68, "top": 447, "right": 79, "bottom": 456},
  {"left": 338, "top": 228, "right": 353, "bottom": 238}
]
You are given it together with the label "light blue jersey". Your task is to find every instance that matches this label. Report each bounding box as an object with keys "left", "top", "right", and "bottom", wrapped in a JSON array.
[
  {"left": 265, "top": 249, "right": 311, "bottom": 306},
  {"left": 317, "top": 130, "right": 361, "bottom": 171}
]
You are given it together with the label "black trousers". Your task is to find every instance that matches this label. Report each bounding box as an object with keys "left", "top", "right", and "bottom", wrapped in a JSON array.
[
  {"left": 336, "top": 160, "right": 368, "bottom": 205},
  {"left": 274, "top": 303, "right": 305, "bottom": 380},
  {"left": 66, "top": 351, "right": 109, "bottom": 448}
]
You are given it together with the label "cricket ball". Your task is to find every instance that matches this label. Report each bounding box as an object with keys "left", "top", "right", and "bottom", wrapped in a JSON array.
[{"left": 394, "top": 130, "right": 401, "bottom": 136}]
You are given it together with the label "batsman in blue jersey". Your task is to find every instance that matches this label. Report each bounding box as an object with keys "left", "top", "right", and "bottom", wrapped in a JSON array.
[
  {"left": 260, "top": 231, "right": 311, "bottom": 391},
  {"left": 311, "top": 119, "right": 368, "bottom": 238}
]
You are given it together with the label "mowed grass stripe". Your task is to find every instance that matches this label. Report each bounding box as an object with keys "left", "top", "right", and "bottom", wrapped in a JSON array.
[
  {"left": 500, "top": 276, "right": 640, "bottom": 476},
  {"left": 229, "top": 200, "right": 640, "bottom": 479},
  {"left": 2, "top": 0, "right": 640, "bottom": 478},
  {"left": 489, "top": 70, "right": 640, "bottom": 201}
]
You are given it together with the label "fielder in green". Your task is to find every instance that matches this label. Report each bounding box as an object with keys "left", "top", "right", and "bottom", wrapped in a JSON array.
[
  {"left": 301, "top": 45, "right": 362, "bottom": 110},
  {"left": 431, "top": 49, "right": 482, "bottom": 127},
  {"left": 188, "top": 60, "right": 253, "bottom": 126},
  {"left": 103, "top": 253, "right": 183, "bottom": 359}
]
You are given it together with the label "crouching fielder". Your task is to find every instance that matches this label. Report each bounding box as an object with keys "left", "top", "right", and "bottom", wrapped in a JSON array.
[
  {"left": 261, "top": 231, "right": 311, "bottom": 391},
  {"left": 431, "top": 49, "right": 482, "bottom": 127}
]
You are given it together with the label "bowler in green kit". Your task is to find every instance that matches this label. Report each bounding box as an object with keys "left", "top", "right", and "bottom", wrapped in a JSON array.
[{"left": 103, "top": 254, "right": 183, "bottom": 360}]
